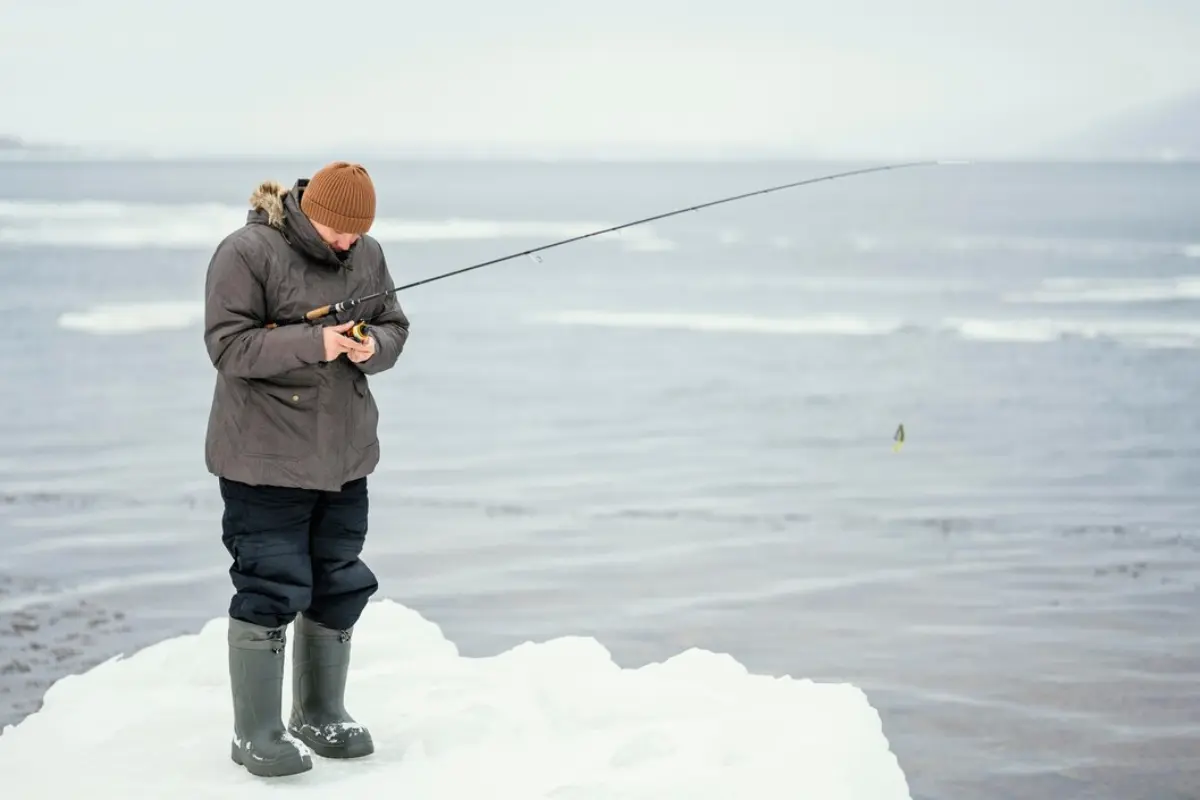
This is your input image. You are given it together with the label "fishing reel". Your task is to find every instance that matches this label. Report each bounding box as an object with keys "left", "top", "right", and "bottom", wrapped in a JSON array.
[{"left": 347, "top": 320, "right": 372, "bottom": 342}]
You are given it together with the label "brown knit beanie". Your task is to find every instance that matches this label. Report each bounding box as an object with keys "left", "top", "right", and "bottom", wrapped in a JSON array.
[{"left": 300, "top": 161, "right": 376, "bottom": 234}]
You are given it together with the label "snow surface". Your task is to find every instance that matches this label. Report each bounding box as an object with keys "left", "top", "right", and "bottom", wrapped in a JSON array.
[{"left": 0, "top": 600, "right": 911, "bottom": 798}]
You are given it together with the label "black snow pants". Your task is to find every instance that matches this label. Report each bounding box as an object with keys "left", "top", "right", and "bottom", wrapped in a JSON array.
[{"left": 218, "top": 476, "right": 379, "bottom": 631}]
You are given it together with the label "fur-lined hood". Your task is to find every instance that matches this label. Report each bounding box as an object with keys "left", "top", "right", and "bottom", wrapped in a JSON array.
[
  {"left": 248, "top": 180, "right": 289, "bottom": 228},
  {"left": 245, "top": 177, "right": 359, "bottom": 268}
]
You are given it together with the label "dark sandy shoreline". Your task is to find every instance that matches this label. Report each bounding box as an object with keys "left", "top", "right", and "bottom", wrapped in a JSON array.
[{"left": 0, "top": 575, "right": 136, "bottom": 731}]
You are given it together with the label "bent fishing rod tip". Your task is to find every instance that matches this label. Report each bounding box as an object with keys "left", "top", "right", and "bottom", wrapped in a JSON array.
[{"left": 279, "top": 158, "right": 965, "bottom": 327}]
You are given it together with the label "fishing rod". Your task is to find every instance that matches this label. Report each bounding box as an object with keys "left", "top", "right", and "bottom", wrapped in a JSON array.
[{"left": 271, "top": 159, "right": 965, "bottom": 340}]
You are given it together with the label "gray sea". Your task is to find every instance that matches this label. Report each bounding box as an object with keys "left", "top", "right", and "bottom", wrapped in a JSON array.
[{"left": 0, "top": 157, "right": 1198, "bottom": 800}]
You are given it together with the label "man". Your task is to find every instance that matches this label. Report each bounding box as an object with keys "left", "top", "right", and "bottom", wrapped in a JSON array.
[{"left": 202, "top": 161, "right": 410, "bottom": 777}]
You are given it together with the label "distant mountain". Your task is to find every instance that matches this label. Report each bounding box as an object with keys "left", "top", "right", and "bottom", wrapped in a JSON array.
[
  {"left": 1044, "top": 90, "right": 1200, "bottom": 161},
  {"left": 0, "top": 135, "right": 61, "bottom": 152},
  {"left": 0, "top": 135, "right": 94, "bottom": 160}
]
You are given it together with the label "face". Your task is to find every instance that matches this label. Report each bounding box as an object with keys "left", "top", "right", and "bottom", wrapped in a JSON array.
[{"left": 310, "top": 219, "right": 360, "bottom": 251}]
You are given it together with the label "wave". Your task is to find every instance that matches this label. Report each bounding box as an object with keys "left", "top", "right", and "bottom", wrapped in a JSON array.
[
  {"left": 689, "top": 274, "right": 979, "bottom": 293},
  {"left": 0, "top": 199, "right": 673, "bottom": 251},
  {"left": 58, "top": 299, "right": 1200, "bottom": 350},
  {"left": 57, "top": 301, "right": 204, "bottom": 334},
  {"left": 1004, "top": 276, "right": 1200, "bottom": 304},
  {"left": 943, "top": 316, "right": 1200, "bottom": 347},
  {"left": 527, "top": 310, "right": 906, "bottom": 336},
  {"left": 652, "top": 226, "right": 1195, "bottom": 261},
  {"left": 849, "top": 232, "right": 1200, "bottom": 261},
  {"left": 526, "top": 309, "right": 1200, "bottom": 349}
]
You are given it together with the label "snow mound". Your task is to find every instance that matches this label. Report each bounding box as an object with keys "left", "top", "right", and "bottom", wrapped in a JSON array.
[{"left": 0, "top": 600, "right": 911, "bottom": 799}]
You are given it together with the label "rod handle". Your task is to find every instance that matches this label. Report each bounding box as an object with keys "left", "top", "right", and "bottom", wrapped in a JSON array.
[{"left": 305, "top": 305, "right": 333, "bottom": 321}]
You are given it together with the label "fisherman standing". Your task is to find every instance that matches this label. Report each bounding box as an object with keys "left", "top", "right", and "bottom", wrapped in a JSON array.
[{"left": 201, "top": 161, "right": 410, "bottom": 777}]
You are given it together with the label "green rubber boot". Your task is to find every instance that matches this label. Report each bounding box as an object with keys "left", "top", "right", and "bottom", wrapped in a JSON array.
[
  {"left": 287, "top": 614, "right": 375, "bottom": 759},
  {"left": 228, "top": 618, "right": 313, "bottom": 777}
]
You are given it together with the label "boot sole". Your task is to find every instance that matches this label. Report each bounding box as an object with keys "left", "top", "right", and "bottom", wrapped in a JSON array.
[
  {"left": 231, "top": 741, "right": 313, "bottom": 777},
  {"left": 289, "top": 727, "right": 375, "bottom": 760}
]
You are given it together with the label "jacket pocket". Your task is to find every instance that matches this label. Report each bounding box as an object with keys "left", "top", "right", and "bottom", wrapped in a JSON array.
[
  {"left": 240, "top": 381, "right": 319, "bottom": 460},
  {"left": 350, "top": 377, "right": 379, "bottom": 451}
]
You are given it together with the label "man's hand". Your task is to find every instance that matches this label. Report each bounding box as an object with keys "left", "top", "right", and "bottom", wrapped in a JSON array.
[
  {"left": 347, "top": 334, "right": 376, "bottom": 363},
  {"left": 323, "top": 321, "right": 372, "bottom": 362}
]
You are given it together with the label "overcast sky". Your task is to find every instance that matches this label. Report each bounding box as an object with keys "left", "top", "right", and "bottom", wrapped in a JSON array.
[{"left": 3, "top": 0, "right": 1198, "bottom": 159}]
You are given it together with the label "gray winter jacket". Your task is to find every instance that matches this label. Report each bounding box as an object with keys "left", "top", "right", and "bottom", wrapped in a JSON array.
[{"left": 203, "top": 178, "right": 410, "bottom": 491}]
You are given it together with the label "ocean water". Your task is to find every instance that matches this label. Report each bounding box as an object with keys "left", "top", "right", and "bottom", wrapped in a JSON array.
[{"left": 1, "top": 157, "right": 1198, "bottom": 799}]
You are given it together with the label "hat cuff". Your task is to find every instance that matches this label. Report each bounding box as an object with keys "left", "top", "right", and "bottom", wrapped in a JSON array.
[{"left": 300, "top": 193, "right": 374, "bottom": 234}]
